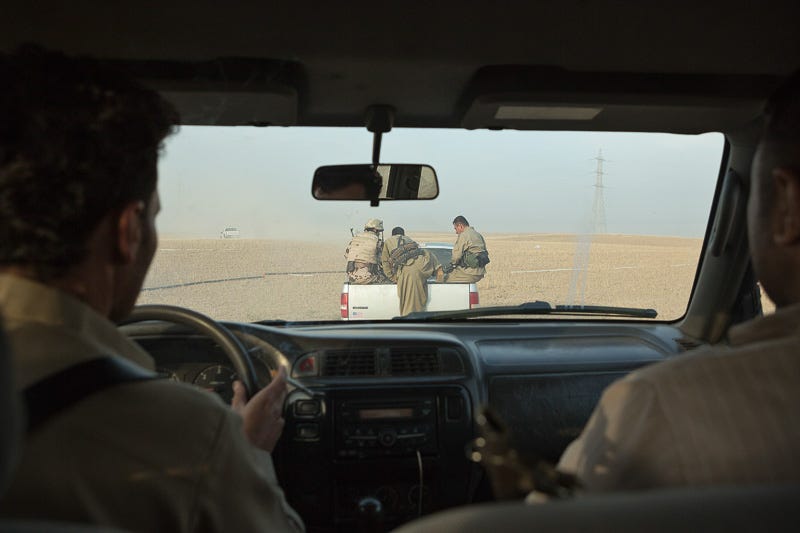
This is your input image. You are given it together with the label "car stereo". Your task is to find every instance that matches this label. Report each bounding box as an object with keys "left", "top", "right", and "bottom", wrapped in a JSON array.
[{"left": 335, "top": 397, "right": 437, "bottom": 458}]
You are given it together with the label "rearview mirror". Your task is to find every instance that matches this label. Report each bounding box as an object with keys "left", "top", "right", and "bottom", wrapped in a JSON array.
[{"left": 312, "top": 164, "right": 439, "bottom": 201}]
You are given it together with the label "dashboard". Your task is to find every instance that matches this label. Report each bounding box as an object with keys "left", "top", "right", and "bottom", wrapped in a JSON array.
[{"left": 122, "top": 318, "right": 694, "bottom": 532}]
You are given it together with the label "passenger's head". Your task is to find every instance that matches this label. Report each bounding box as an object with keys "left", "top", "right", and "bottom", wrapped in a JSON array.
[
  {"left": 749, "top": 70, "right": 800, "bottom": 307},
  {"left": 452, "top": 215, "right": 469, "bottom": 234},
  {"left": 392, "top": 227, "right": 405, "bottom": 236},
  {"left": 0, "top": 46, "right": 178, "bottom": 317}
]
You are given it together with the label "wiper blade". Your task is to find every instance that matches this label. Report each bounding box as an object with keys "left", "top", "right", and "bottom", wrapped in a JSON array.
[
  {"left": 253, "top": 319, "right": 289, "bottom": 326},
  {"left": 397, "top": 301, "right": 657, "bottom": 321}
]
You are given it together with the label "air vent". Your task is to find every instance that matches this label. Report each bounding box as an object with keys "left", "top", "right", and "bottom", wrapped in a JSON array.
[
  {"left": 322, "top": 349, "right": 377, "bottom": 376},
  {"left": 389, "top": 347, "right": 441, "bottom": 376}
]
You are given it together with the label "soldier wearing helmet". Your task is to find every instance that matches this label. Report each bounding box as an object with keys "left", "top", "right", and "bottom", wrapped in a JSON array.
[
  {"left": 344, "top": 219, "right": 388, "bottom": 284},
  {"left": 364, "top": 218, "right": 383, "bottom": 232}
]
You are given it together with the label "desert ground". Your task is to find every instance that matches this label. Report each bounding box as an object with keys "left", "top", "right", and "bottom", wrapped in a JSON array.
[{"left": 137, "top": 232, "right": 776, "bottom": 323}]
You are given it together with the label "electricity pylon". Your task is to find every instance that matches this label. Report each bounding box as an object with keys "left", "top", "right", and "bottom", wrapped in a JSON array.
[
  {"left": 567, "top": 149, "right": 607, "bottom": 305},
  {"left": 591, "top": 149, "right": 607, "bottom": 234}
]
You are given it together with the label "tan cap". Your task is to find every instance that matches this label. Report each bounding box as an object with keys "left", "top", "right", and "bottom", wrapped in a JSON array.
[{"left": 364, "top": 218, "right": 384, "bottom": 231}]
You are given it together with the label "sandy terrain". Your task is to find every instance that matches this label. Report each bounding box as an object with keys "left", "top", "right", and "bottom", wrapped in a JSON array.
[{"left": 137, "top": 233, "right": 742, "bottom": 322}]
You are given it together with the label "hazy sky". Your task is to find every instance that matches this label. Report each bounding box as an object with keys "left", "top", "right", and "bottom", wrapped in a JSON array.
[{"left": 156, "top": 127, "right": 724, "bottom": 241}]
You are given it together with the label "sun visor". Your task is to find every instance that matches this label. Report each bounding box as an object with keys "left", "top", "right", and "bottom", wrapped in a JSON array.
[
  {"left": 158, "top": 82, "right": 298, "bottom": 126},
  {"left": 461, "top": 94, "right": 765, "bottom": 133},
  {"left": 460, "top": 67, "right": 777, "bottom": 134},
  {"left": 106, "top": 57, "right": 302, "bottom": 126}
]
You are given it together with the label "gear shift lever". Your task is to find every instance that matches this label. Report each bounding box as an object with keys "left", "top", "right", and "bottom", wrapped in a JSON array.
[{"left": 356, "top": 496, "right": 384, "bottom": 533}]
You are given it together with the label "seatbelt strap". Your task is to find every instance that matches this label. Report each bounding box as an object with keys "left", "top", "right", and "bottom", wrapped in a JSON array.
[{"left": 23, "top": 357, "right": 155, "bottom": 433}]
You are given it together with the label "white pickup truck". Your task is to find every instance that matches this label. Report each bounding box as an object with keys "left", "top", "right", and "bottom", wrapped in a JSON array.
[{"left": 340, "top": 242, "right": 479, "bottom": 320}]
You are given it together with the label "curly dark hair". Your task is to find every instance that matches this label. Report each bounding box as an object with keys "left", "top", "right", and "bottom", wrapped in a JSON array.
[{"left": 0, "top": 46, "right": 178, "bottom": 280}]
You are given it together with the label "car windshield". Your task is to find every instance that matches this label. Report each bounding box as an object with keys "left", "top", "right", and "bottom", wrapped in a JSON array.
[{"left": 139, "top": 126, "right": 724, "bottom": 322}]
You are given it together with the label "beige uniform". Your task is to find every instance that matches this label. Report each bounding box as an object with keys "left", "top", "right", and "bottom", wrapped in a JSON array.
[
  {"left": 558, "top": 302, "right": 800, "bottom": 491},
  {"left": 447, "top": 226, "right": 487, "bottom": 283},
  {"left": 0, "top": 274, "right": 304, "bottom": 532},
  {"left": 345, "top": 231, "right": 385, "bottom": 284},
  {"left": 381, "top": 235, "right": 438, "bottom": 316}
]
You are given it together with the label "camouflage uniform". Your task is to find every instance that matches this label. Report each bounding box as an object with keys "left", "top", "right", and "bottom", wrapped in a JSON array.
[
  {"left": 345, "top": 221, "right": 386, "bottom": 284},
  {"left": 381, "top": 235, "right": 439, "bottom": 316},
  {"left": 447, "top": 225, "right": 488, "bottom": 283}
]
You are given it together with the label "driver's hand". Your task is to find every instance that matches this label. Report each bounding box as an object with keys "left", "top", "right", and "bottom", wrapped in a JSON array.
[{"left": 230, "top": 366, "right": 288, "bottom": 453}]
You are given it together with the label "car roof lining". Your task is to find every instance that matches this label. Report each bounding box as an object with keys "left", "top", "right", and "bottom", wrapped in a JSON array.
[
  {"left": 2, "top": 0, "right": 798, "bottom": 133},
  {"left": 102, "top": 58, "right": 780, "bottom": 132}
]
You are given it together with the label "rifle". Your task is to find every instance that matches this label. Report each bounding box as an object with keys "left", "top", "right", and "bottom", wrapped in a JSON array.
[{"left": 470, "top": 406, "right": 580, "bottom": 501}]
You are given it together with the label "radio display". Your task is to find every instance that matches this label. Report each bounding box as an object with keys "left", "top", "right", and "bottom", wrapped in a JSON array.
[{"left": 358, "top": 408, "right": 414, "bottom": 420}]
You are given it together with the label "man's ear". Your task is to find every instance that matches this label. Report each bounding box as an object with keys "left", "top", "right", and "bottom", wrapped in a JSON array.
[
  {"left": 773, "top": 168, "right": 800, "bottom": 246},
  {"left": 115, "top": 201, "right": 146, "bottom": 264}
]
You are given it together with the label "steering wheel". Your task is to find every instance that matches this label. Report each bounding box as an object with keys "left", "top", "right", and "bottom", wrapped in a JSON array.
[{"left": 119, "top": 304, "right": 259, "bottom": 398}]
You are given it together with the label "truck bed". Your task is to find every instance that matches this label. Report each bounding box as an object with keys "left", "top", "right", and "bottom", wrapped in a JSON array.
[
  {"left": 340, "top": 242, "right": 480, "bottom": 320},
  {"left": 342, "top": 281, "right": 478, "bottom": 320}
]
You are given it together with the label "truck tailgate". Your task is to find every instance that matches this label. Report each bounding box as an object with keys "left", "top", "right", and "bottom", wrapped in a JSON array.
[
  {"left": 343, "top": 282, "right": 474, "bottom": 320},
  {"left": 425, "top": 283, "right": 472, "bottom": 311}
]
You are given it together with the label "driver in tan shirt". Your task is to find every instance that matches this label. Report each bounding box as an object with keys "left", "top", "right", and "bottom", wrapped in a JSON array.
[{"left": 0, "top": 46, "right": 303, "bottom": 531}]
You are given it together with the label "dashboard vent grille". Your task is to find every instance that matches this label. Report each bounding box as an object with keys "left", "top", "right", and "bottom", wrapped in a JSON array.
[
  {"left": 322, "top": 349, "right": 377, "bottom": 376},
  {"left": 389, "top": 347, "right": 441, "bottom": 376}
]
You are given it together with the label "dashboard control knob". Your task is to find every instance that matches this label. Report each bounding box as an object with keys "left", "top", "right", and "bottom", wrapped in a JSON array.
[{"left": 378, "top": 429, "right": 397, "bottom": 447}]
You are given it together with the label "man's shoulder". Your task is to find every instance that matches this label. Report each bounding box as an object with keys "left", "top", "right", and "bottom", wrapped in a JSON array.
[
  {"left": 628, "top": 333, "right": 798, "bottom": 392},
  {"left": 468, "top": 226, "right": 485, "bottom": 241},
  {"left": 350, "top": 232, "right": 377, "bottom": 244},
  {"left": 461, "top": 226, "right": 481, "bottom": 241},
  {"left": 630, "top": 343, "right": 731, "bottom": 382}
]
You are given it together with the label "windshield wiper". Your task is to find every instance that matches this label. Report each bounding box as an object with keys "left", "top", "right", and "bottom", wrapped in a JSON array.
[{"left": 397, "top": 301, "right": 657, "bottom": 321}]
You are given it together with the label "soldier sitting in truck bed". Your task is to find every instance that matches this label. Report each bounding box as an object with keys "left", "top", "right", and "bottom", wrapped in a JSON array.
[
  {"left": 445, "top": 215, "right": 490, "bottom": 283},
  {"left": 344, "top": 219, "right": 388, "bottom": 284}
]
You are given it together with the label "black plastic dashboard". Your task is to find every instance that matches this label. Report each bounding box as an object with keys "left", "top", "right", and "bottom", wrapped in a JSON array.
[{"left": 123, "top": 319, "right": 692, "bottom": 532}]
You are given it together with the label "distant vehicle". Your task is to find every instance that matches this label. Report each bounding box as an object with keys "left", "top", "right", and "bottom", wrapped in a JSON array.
[
  {"left": 340, "top": 242, "right": 479, "bottom": 320},
  {"left": 220, "top": 227, "right": 240, "bottom": 239}
]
